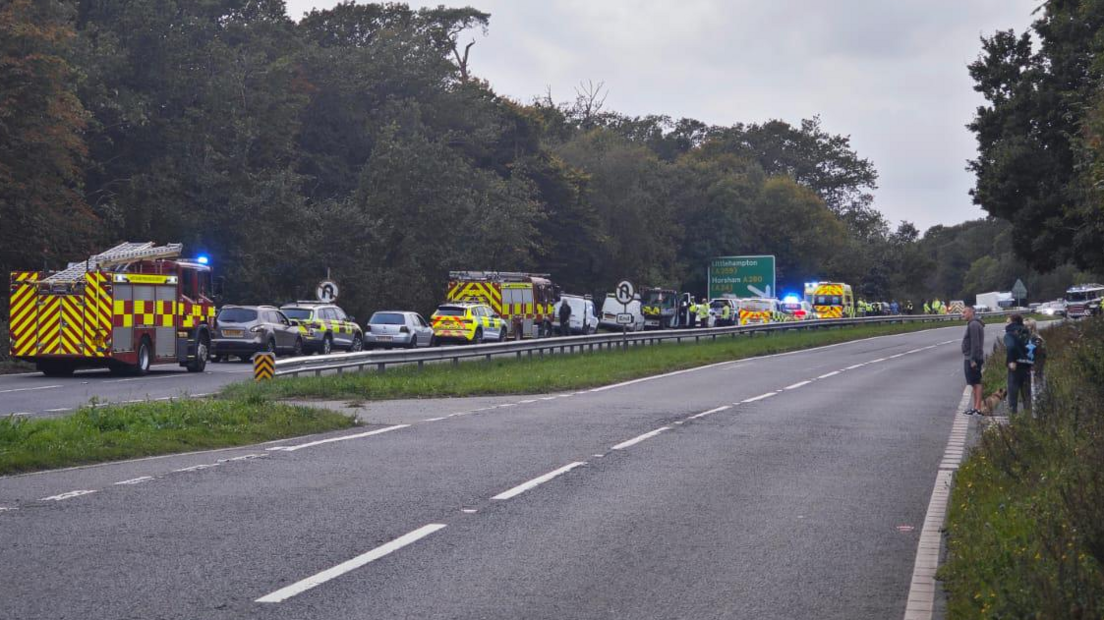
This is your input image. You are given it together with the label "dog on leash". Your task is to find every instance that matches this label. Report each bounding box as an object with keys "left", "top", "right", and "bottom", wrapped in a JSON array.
[{"left": 980, "top": 388, "right": 1007, "bottom": 415}]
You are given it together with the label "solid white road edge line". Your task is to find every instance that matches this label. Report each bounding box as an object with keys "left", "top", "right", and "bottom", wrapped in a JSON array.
[
  {"left": 255, "top": 523, "right": 448, "bottom": 604},
  {"left": 0, "top": 385, "right": 60, "bottom": 394},
  {"left": 267, "top": 424, "right": 409, "bottom": 452},
  {"left": 741, "top": 392, "right": 777, "bottom": 403},
  {"left": 903, "top": 387, "right": 972, "bottom": 620},
  {"left": 611, "top": 427, "right": 671, "bottom": 450},
  {"left": 491, "top": 462, "right": 587, "bottom": 500}
]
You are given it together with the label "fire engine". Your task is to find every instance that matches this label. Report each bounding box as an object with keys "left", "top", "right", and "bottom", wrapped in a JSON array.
[
  {"left": 446, "top": 271, "right": 559, "bottom": 338},
  {"left": 9, "top": 242, "right": 216, "bottom": 377},
  {"left": 1066, "top": 283, "right": 1104, "bottom": 318}
]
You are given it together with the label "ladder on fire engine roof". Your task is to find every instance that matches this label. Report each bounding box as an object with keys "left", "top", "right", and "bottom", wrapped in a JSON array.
[
  {"left": 42, "top": 242, "right": 183, "bottom": 283},
  {"left": 449, "top": 270, "right": 552, "bottom": 282}
]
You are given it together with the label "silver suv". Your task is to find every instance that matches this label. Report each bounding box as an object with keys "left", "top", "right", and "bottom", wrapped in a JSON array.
[{"left": 212, "top": 305, "right": 304, "bottom": 361}]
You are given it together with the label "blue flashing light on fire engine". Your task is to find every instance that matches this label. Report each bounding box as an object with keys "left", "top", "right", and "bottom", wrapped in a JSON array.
[{"left": 196, "top": 255, "right": 210, "bottom": 265}]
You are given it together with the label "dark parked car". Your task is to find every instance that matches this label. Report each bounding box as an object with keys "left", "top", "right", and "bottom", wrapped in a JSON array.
[
  {"left": 365, "top": 311, "right": 436, "bottom": 349},
  {"left": 212, "top": 305, "right": 304, "bottom": 361}
]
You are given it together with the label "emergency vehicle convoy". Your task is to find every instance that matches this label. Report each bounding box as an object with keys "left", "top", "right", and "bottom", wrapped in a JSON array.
[
  {"left": 9, "top": 242, "right": 215, "bottom": 376},
  {"left": 14, "top": 244, "right": 1031, "bottom": 378}
]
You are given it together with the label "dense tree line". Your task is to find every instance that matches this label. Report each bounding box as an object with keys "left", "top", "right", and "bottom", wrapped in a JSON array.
[
  {"left": 0, "top": 0, "right": 1097, "bottom": 322},
  {"left": 970, "top": 0, "right": 1104, "bottom": 276}
]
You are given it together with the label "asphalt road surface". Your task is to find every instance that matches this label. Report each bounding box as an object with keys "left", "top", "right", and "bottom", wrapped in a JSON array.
[
  {"left": 0, "top": 323, "right": 1004, "bottom": 620},
  {"left": 0, "top": 361, "right": 253, "bottom": 417}
]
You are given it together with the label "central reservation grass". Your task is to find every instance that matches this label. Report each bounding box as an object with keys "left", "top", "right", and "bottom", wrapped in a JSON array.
[{"left": 0, "top": 397, "right": 356, "bottom": 475}]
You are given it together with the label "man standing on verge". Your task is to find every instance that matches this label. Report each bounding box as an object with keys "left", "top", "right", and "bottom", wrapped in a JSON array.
[
  {"left": 558, "top": 298, "right": 572, "bottom": 337},
  {"left": 962, "top": 306, "right": 985, "bottom": 415},
  {"left": 1004, "top": 314, "right": 1032, "bottom": 414}
]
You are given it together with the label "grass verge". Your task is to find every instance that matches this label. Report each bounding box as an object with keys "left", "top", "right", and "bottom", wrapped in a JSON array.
[
  {"left": 224, "top": 319, "right": 975, "bottom": 402},
  {"left": 939, "top": 317, "right": 1104, "bottom": 618},
  {"left": 0, "top": 397, "right": 356, "bottom": 476}
]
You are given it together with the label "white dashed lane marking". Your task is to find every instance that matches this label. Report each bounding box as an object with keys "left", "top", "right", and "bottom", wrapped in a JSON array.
[
  {"left": 255, "top": 523, "right": 448, "bottom": 603},
  {"left": 40, "top": 490, "right": 96, "bottom": 502},
  {"left": 114, "top": 476, "right": 154, "bottom": 486},
  {"left": 492, "top": 462, "right": 587, "bottom": 500},
  {"left": 612, "top": 427, "right": 671, "bottom": 450}
]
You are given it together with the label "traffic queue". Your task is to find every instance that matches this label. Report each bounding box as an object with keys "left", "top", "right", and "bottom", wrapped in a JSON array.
[{"left": 8, "top": 241, "right": 951, "bottom": 377}]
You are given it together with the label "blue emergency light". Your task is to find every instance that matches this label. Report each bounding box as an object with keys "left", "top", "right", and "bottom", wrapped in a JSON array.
[
  {"left": 196, "top": 255, "right": 210, "bottom": 265},
  {"left": 782, "top": 294, "right": 800, "bottom": 304}
]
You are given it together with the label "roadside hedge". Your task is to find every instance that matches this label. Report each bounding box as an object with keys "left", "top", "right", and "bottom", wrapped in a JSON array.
[{"left": 940, "top": 317, "right": 1104, "bottom": 618}]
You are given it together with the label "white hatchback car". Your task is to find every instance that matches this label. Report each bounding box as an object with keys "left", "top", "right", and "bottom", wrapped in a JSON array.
[{"left": 599, "top": 292, "right": 644, "bottom": 332}]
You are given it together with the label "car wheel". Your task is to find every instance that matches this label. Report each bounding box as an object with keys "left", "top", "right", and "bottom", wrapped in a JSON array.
[
  {"left": 406, "top": 334, "right": 418, "bottom": 349},
  {"left": 321, "top": 335, "right": 332, "bottom": 355},
  {"left": 473, "top": 328, "right": 483, "bottom": 345},
  {"left": 211, "top": 354, "right": 223, "bottom": 363},
  {"left": 429, "top": 335, "right": 438, "bottom": 347},
  {"left": 351, "top": 334, "right": 363, "bottom": 352},
  {"left": 498, "top": 327, "right": 507, "bottom": 342},
  {"left": 186, "top": 335, "right": 209, "bottom": 373},
  {"left": 292, "top": 337, "right": 304, "bottom": 357}
]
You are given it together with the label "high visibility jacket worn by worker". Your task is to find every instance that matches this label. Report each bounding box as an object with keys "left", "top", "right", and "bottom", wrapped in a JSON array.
[
  {"left": 697, "top": 302, "right": 709, "bottom": 322},
  {"left": 923, "top": 302, "right": 931, "bottom": 314},
  {"left": 721, "top": 305, "right": 732, "bottom": 321}
]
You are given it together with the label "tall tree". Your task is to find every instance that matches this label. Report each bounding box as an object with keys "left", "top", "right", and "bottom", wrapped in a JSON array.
[
  {"left": 0, "top": 0, "right": 96, "bottom": 280},
  {"left": 969, "top": 2, "right": 1104, "bottom": 273}
]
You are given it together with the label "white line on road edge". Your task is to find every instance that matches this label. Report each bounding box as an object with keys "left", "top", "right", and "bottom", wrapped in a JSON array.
[
  {"left": 784, "top": 380, "right": 811, "bottom": 390},
  {"left": 492, "top": 462, "right": 587, "bottom": 500},
  {"left": 114, "top": 476, "right": 154, "bottom": 485},
  {"left": 612, "top": 427, "right": 671, "bottom": 450},
  {"left": 688, "top": 405, "right": 731, "bottom": 420},
  {"left": 267, "top": 424, "right": 409, "bottom": 452},
  {"left": 41, "top": 490, "right": 97, "bottom": 501},
  {"left": 44, "top": 408, "right": 70, "bottom": 412},
  {"left": 741, "top": 392, "right": 777, "bottom": 403},
  {"left": 903, "top": 387, "right": 972, "bottom": 620},
  {"left": 255, "top": 523, "right": 448, "bottom": 603},
  {"left": 0, "top": 385, "right": 60, "bottom": 394}
]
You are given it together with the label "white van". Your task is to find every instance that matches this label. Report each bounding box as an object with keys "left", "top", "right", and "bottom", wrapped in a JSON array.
[
  {"left": 599, "top": 292, "right": 644, "bottom": 332},
  {"left": 553, "top": 295, "right": 599, "bottom": 335}
]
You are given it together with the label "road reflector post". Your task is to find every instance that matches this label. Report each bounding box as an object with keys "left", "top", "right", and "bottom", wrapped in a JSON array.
[{"left": 254, "top": 352, "right": 275, "bottom": 381}]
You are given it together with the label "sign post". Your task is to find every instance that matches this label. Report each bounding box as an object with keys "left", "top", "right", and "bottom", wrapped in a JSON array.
[
  {"left": 708, "top": 256, "right": 776, "bottom": 300},
  {"left": 1012, "top": 278, "right": 1027, "bottom": 306},
  {"left": 615, "top": 280, "right": 635, "bottom": 346}
]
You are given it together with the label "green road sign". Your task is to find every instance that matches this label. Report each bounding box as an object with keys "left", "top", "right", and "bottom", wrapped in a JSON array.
[{"left": 708, "top": 255, "right": 776, "bottom": 299}]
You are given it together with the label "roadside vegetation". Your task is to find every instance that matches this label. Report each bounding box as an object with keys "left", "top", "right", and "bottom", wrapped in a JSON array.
[
  {"left": 940, "top": 317, "right": 1104, "bottom": 618},
  {"left": 225, "top": 319, "right": 976, "bottom": 402},
  {"left": 0, "top": 397, "right": 356, "bottom": 475}
]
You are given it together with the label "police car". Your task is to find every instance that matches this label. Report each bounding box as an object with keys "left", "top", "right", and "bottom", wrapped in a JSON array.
[
  {"left": 430, "top": 302, "right": 507, "bottom": 344},
  {"left": 279, "top": 302, "right": 364, "bottom": 354}
]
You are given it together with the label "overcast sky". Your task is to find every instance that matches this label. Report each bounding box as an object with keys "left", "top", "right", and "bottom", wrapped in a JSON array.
[{"left": 285, "top": 0, "right": 1040, "bottom": 233}]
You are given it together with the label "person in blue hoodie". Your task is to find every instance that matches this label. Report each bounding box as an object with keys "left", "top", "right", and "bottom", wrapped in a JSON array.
[{"left": 1003, "top": 314, "right": 1033, "bottom": 413}]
